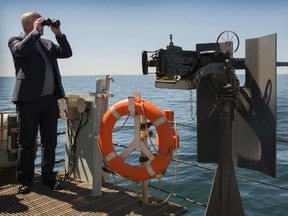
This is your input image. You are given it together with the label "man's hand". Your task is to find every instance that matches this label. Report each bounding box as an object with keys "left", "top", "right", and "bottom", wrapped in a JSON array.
[
  {"left": 34, "top": 17, "right": 44, "bottom": 35},
  {"left": 50, "top": 22, "right": 62, "bottom": 37}
]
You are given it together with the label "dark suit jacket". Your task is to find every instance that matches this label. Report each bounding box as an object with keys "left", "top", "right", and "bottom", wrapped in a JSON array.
[{"left": 8, "top": 29, "right": 72, "bottom": 103}]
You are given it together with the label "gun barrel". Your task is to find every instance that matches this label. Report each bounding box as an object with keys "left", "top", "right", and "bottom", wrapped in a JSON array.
[
  {"left": 231, "top": 60, "right": 288, "bottom": 69},
  {"left": 277, "top": 62, "right": 288, "bottom": 67}
]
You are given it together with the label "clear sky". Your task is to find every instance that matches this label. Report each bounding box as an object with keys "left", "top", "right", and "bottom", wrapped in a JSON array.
[{"left": 0, "top": 0, "right": 288, "bottom": 77}]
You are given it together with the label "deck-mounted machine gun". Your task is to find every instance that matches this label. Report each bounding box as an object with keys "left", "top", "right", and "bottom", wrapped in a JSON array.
[{"left": 142, "top": 31, "right": 286, "bottom": 216}]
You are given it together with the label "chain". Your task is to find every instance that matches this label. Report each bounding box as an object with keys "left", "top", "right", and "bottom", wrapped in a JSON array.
[
  {"left": 234, "top": 109, "right": 239, "bottom": 169},
  {"left": 189, "top": 89, "right": 197, "bottom": 121}
]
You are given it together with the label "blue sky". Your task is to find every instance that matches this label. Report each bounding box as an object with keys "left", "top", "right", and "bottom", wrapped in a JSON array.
[{"left": 1, "top": 0, "right": 288, "bottom": 77}]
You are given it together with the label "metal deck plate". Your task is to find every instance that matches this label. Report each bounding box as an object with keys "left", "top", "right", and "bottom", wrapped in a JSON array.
[{"left": 0, "top": 169, "right": 187, "bottom": 216}]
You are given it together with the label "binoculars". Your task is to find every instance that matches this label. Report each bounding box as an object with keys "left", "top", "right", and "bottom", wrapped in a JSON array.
[{"left": 41, "top": 18, "right": 61, "bottom": 27}]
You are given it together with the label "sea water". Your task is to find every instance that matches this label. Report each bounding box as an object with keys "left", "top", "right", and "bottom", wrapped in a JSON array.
[{"left": 0, "top": 74, "right": 287, "bottom": 216}]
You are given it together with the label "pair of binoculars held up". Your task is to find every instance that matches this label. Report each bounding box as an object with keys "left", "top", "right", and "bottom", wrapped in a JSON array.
[{"left": 41, "top": 18, "right": 61, "bottom": 27}]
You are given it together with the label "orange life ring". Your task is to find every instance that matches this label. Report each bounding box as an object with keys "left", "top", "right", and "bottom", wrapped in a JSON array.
[{"left": 98, "top": 98, "right": 174, "bottom": 181}]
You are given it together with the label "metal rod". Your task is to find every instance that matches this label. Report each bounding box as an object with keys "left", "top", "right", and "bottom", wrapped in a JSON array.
[{"left": 276, "top": 62, "right": 288, "bottom": 67}]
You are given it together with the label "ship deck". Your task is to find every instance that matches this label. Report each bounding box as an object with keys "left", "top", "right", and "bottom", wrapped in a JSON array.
[{"left": 0, "top": 168, "right": 188, "bottom": 216}]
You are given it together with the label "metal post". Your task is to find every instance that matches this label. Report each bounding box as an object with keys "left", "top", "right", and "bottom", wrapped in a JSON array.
[
  {"left": 205, "top": 87, "right": 245, "bottom": 216},
  {"left": 140, "top": 113, "right": 149, "bottom": 204},
  {"left": 91, "top": 77, "right": 112, "bottom": 197},
  {"left": 129, "top": 93, "right": 149, "bottom": 203}
]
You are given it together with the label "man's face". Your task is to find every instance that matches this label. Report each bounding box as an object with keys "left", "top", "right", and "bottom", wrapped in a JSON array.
[{"left": 25, "top": 16, "right": 42, "bottom": 34}]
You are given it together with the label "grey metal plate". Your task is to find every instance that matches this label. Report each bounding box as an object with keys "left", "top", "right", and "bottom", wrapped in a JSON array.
[
  {"left": 235, "top": 33, "right": 276, "bottom": 177},
  {"left": 196, "top": 34, "right": 276, "bottom": 177}
]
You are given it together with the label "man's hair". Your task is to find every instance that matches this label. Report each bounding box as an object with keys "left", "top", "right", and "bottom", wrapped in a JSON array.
[{"left": 21, "top": 12, "right": 42, "bottom": 33}]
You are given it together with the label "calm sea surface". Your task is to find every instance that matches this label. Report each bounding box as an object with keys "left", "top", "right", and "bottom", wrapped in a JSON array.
[{"left": 0, "top": 74, "right": 287, "bottom": 216}]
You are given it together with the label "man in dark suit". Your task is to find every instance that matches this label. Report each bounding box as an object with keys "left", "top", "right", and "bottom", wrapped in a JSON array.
[{"left": 8, "top": 11, "right": 72, "bottom": 194}]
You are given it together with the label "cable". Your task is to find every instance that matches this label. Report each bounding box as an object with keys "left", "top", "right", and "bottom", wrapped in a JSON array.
[
  {"left": 64, "top": 108, "right": 90, "bottom": 180},
  {"left": 148, "top": 184, "right": 207, "bottom": 207},
  {"left": 113, "top": 142, "right": 288, "bottom": 191}
]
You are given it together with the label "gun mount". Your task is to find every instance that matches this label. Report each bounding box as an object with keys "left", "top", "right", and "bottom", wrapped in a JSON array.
[
  {"left": 142, "top": 30, "right": 280, "bottom": 175},
  {"left": 141, "top": 31, "right": 284, "bottom": 216}
]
